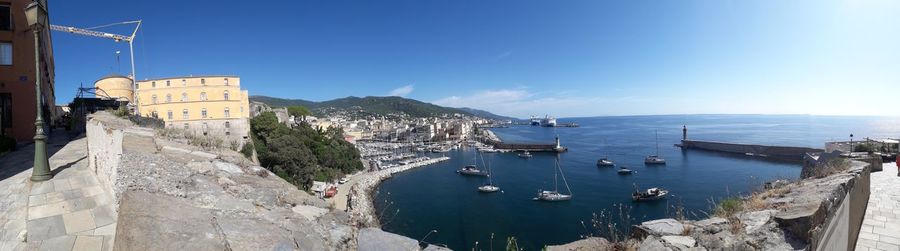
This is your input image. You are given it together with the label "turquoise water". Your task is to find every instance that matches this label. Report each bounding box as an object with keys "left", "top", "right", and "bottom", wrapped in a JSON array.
[{"left": 374, "top": 115, "right": 900, "bottom": 250}]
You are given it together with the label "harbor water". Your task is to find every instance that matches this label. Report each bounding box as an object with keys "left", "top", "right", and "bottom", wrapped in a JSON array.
[{"left": 373, "top": 115, "right": 900, "bottom": 250}]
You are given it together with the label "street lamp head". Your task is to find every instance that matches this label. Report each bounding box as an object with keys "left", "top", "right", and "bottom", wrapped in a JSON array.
[{"left": 24, "top": 1, "right": 48, "bottom": 28}]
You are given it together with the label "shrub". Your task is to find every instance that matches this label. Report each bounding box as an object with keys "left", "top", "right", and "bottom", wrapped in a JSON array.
[
  {"left": 853, "top": 143, "right": 875, "bottom": 153},
  {"left": 0, "top": 135, "right": 16, "bottom": 153},
  {"left": 240, "top": 141, "right": 254, "bottom": 158},
  {"left": 715, "top": 197, "right": 743, "bottom": 218}
]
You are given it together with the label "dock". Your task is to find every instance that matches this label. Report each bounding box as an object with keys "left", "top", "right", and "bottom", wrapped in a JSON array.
[{"left": 677, "top": 139, "right": 823, "bottom": 162}]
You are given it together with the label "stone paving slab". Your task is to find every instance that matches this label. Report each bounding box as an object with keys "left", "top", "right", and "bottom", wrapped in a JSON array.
[
  {"left": 0, "top": 133, "right": 118, "bottom": 251},
  {"left": 855, "top": 163, "right": 900, "bottom": 251}
]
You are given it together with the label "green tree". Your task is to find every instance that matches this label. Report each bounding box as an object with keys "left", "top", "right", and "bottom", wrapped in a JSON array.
[
  {"left": 250, "top": 111, "right": 363, "bottom": 190},
  {"left": 287, "top": 106, "right": 312, "bottom": 121}
]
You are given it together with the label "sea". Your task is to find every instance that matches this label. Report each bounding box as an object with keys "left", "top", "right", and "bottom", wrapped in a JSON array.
[{"left": 373, "top": 115, "right": 900, "bottom": 250}]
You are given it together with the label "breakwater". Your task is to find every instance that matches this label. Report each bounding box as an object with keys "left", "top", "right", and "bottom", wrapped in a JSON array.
[
  {"left": 678, "top": 139, "right": 823, "bottom": 162},
  {"left": 349, "top": 157, "right": 450, "bottom": 227}
]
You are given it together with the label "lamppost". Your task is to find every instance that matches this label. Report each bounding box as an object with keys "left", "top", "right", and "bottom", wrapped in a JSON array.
[
  {"left": 849, "top": 133, "right": 854, "bottom": 155},
  {"left": 25, "top": 1, "right": 52, "bottom": 181}
]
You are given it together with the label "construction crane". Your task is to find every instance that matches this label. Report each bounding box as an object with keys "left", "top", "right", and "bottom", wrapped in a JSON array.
[{"left": 50, "top": 20, "right": 143, "bottom": 113}]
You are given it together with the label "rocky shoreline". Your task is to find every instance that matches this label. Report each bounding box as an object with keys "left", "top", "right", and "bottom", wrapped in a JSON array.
[{"left": 349, "top": 157, "right": 451, "bottom": 227}]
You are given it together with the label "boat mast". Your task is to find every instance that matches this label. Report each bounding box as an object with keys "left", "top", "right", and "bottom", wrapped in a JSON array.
[
  {"left": 655, "top": 130, "right": 660, "bottom": 156},
  {"left": 557, "top": 155, "right": 572, "bottom": 195},
  {"left": 554, "top": 160, "right": 558, "bottom": 192}
]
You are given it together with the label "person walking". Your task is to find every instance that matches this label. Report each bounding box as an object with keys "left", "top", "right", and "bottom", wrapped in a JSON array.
[{"left": 895, "top": 154, "right": 899, "bottom": 177}]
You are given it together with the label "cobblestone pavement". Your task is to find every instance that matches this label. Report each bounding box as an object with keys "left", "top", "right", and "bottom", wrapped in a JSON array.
[
  {"left": 856, "top": 163, "right": 900, "bottom": 251},
  {"left": 0, "top": 131, "right": 117, "bottom": 251}
]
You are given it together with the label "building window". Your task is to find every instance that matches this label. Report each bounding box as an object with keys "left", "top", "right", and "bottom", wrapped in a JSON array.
[
  {"left": 201, "top": 108, "right": 207, "bottom": 119},
  {"left": 0, "top": 4, "right": 10, "bottom": 31},
  {"left": 200, "top": 92, "right": 207, "bottom": 101},
  {"left": 202, "top": 122, "right": 209, "bottom": 136},
  {"left": 224, "top": 78, "right": 229, "bottom": 85},
  {"left": 182, "top": 79, "right": 186, "bottom": 86},
  {"left": 165, "top": 94, "right": 172, "bottom": 103},
  {"left": 0, "top": 42, "right": 11, "bottom": 66},
  {"left": 151, "top": 95, "right": 158, "bottom": 104},
  {"left": 224, "top": 107, "right": 230, "bottom": 118},
  {"left": 151, "top": 81, "right": 156, "bottom": 88},
  {"left": 151, "top": 111, "right": 158, "bottom": 118},
  {"left": 167, "top": 110, "right": 173, "bottom": 120},
  {"left": 183, "top": 123, "right": 189, "bottom": 130},
  {"left": 166, "top": 80, "right": 171, "bottom": 87},
  {"left": 225, "top": 121, "right": 230, "bottom": 128},
  {"left": 182, "top": 109, "right": 189, "bottom": 119},
  {"left": 223, "top": 91, "right": 230, "bottom": 101},
  {"left": 181, "top": 93, "right": 188, "bottom": 102},
  {"left": 201, "top": 78, "right": 206, "bottom": 85}
]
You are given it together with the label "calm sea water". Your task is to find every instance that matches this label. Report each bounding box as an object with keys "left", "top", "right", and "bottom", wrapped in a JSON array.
[{"left": 374, "top": 115, "right": 900, "bottom": 250}]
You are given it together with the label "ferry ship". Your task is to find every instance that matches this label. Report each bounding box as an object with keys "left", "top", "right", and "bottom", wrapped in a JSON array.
[
  {"left": 530, "top": 116, "right": 541, "bottom": 126},
  {"left": 540, "top": 115, "right": 557, "bottom": 127}
]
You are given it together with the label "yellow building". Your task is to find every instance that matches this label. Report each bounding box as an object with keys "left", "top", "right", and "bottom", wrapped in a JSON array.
[
  {"left": 94, "top": 74, "right": 134, "bottom": 102},
  {"left": 135, "top": 76, "right": 251, "bottom": 142}
]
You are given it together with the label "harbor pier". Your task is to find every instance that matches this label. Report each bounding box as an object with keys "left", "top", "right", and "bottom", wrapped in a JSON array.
[{"left": 676, "top": 140, "right": 823, "bottom": 162}]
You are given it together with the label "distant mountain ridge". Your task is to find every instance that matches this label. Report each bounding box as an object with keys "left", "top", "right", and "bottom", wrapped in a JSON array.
[{"left": 250, "top": 95, "right": 518, "bottom": 120}]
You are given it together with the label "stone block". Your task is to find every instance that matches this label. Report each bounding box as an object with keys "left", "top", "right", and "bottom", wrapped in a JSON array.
[
  {"left": 358, "top": 227, "right": 419, "bottom": 251},
  {"left": 546, "top": 237, "right": 611, "bottom": 251},
  {"left": 661, "top": 235, "right": 697, "bottom": 248},
  {"left": 633, "top": 218, "right": 685, "bottom": 238},
  {"left": 775, "top": 203, "right": 824, "bottom": 239},
  {"left": 114, "top": 191, "right": 225, "bottom": 251}
]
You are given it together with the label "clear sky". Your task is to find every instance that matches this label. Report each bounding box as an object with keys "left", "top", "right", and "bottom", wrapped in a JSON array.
[{"left": 49, "top": 0, "right": 900, "bottom": 118}]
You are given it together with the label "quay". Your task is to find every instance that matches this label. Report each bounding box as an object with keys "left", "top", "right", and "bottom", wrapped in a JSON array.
[
  {"left": 675, "top": 126, "right": 823, "bottom": 162},
  {"left": 677, "top": 140, "right": 823, "bottom": 162},
  {"left": 346, "top": 157, "right": 451, "bottom": 227},
  {"left": 479, "top": 129, "right": 568, "bottom": 152}
]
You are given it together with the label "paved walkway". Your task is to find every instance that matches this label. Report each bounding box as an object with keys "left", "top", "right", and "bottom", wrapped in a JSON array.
[
  {"left": 0, "top": 131, "right": 117, "bottom": 251},
  {"left": 856, "top": 163, "right": 900, "bottom": 251}
]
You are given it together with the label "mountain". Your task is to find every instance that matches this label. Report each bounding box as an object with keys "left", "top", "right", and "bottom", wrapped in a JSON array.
[
  {"left": 249, "top": 95, "right": 516, "bottom": 120},
  {"left": 457, "top": 107, "right": 519, "bottom": 121}
]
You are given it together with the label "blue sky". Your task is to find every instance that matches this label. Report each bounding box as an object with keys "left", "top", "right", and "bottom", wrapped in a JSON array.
[{"left": 50, "top": 0, "right": 900, "bottom": 118}]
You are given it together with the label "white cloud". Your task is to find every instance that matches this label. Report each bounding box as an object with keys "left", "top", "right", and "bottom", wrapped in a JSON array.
[
  {"left": 495, "top": 51, "right": 512, "bottom": 60},
  {"left": 432, "top": 88, "right": 660, "bottom": 118},
  {"left": 388, "top": 84, "right": 414, "bottom": 97}
]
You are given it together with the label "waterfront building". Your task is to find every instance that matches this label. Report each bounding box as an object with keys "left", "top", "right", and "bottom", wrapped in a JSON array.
[
  {"left": 0, "top": 0, "right": 56, "bottom": 142},
  {"left": 135, "top": 76, "right": 250, "bottom": 142}
]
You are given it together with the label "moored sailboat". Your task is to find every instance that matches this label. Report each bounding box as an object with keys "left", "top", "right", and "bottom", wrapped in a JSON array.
[
  {"left": 534, "top": 156, "right": 572, "bottom": 201},
  {"left": 645, "top": 130, "right": 666, "bottom": 165}
]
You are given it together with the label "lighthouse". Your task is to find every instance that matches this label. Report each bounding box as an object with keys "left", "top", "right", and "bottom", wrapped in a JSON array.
[{"left": 682, "top": 125, "right": 688, "bottom": 141}]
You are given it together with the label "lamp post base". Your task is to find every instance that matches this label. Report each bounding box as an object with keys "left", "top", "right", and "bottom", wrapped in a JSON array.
[{"left": 30, "top": 129, "right": 52, "bottom": 182}]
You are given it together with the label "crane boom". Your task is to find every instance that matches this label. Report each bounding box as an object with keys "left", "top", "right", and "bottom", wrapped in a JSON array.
[
  {"left": 49, "top": 24, "right": 132, "bottom": 42},
  {"left": 49, "top": 20, "right": 143, "bottom": 114}
]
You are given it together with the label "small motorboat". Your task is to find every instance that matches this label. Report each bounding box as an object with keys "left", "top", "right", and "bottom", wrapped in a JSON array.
[
  {"left": 457, "top": 165, "right": 488, "bottom": 176},
  {"left": 644, "top": 155, "right": 666, "bottom": 165},
  {"left": 533, "top": 190, "right": 572, "bottom": 201},
  {"left": 632, "top": 187, "right": 668, "bottom": 201},
  {"left": 617, "top": 167, "right": 634, "bottom": 175},
  {"left": 597, "top": 157, "right": 615, "bottom": 167},
  {"left": 478, "top": 184, "right": 500, "bottom": 193},
  {"left": 518, "top": 151, "right": 533, "bottom": 158}
]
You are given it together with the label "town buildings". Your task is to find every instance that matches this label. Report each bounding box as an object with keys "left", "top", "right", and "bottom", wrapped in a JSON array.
[
  {"left": 0, "top": 0, "right": 56, "bottom": 143},
  {"left": 132, "top": 76, "right": 251, "bottom": 142}
]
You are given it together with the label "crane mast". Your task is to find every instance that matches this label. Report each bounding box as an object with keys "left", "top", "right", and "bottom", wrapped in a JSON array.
[{"left": 49, "top": 21, "right": 142, "bottom": 114}]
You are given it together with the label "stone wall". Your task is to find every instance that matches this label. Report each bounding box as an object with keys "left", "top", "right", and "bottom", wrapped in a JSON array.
[
  {"left": 811, "top": 161, "right": 870, "bottom": 251},
  {"left": 86, "top": 113, "right": 127, "bottom": 205}
]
